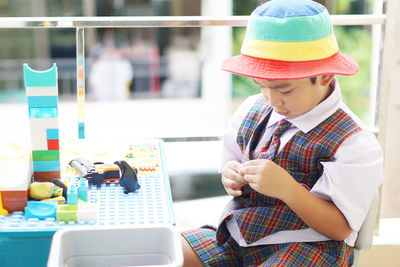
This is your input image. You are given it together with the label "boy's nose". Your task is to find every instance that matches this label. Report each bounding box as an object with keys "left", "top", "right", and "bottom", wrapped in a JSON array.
[{"left": 268, "top": 91, "right": 283, "bottom": 107}]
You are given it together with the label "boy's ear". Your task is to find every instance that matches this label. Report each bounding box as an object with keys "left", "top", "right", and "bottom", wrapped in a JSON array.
[{"left": 319, "top": 75, "right": 335, "bottom": 86}]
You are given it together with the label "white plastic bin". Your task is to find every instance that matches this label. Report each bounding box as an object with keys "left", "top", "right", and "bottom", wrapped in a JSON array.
[{"left": 47, "top": 224, "right": 183, "bottom": 267}]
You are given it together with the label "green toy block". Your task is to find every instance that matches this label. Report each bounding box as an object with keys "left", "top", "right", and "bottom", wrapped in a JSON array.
[
  {"left": 32, "top": 150, "right": 60, "bottom": 161},
  {"left": 56, "top": 204, "right": 78, "bottom": 223}
]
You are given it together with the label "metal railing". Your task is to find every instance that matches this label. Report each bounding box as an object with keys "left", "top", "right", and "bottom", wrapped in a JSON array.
[
  {"left": 0, "top": 15, "right": 387, "bottom": 140},
  {"left": 0, "top": 15, "right": 386, "bottom": 28}
]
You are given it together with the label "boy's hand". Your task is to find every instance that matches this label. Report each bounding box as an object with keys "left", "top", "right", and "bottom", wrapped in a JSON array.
[
  {"left": 240, "top": 159, "right": 295, "bottom": 200},
  {"left": 221, "top": 160, "right": 247, "bottom": 197}
]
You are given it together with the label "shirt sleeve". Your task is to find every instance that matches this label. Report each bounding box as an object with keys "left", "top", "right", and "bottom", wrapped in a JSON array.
[
  {"left": 311, "top": 130, "right": 384, "bottom": 231},
  {"left": 220, "top": 94, "right": 261, "bottom": 171}
]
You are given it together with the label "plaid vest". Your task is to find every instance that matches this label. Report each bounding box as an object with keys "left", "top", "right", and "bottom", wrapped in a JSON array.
[{"left": 216, "top": 96, "right": 362, "bottom": 245}]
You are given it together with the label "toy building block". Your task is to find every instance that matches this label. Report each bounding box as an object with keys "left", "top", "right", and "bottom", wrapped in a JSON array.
[
  {"left": 0, "top": 192, "right": 9, "bottom": 216},
  {"left": 56, "top": 204, "right": 78, "bottom": 223},
  {"left": 1, "top": 191, "right": 28, "bottom": 212},
  {"left": 114, "top": 160, "right": 140, "bottom": 194},
  {"left": 41, "top": 196, "right": 65, "bottom": 205},
  {"left": 25, "top": 201, "right": 58, "bottom": 220},
  {"left": 24, "top": 63, "right": 61, "bottom": 182},
  {"left": 67, "top": 185, "right": 78, "bottom": 205},
  {"left": 0, "top": 143, "right": 32, "bottom": 212},
  {"left": 78, "top": 178, "right": 88, "bottom": 202},
  {"left": 77, "top": 203, "right": 97, "bottom": 222},
  {"left": 28, "top": 182, "right": 56, "bottom": 200}
]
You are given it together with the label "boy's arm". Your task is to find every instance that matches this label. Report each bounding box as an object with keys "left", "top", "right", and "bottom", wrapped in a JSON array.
[
  {"left": 240, "top": 159, "right": 352, "bottom": 241},
  {"left": 283, "top": 176, "right": 352, "bottom": 241}
]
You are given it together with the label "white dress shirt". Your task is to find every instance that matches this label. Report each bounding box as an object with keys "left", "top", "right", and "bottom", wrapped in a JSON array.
[{"left": 221, "top": 81, "right": 384, "bottom": 247}]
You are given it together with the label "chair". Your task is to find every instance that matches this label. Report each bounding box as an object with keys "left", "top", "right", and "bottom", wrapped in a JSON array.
[{"left": 353, "top": 191, "right": 380, "bottom": 266}]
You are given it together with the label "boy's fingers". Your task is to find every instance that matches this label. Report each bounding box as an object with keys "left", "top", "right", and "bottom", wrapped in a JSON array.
[
  {"left": 240, "top": 165, "right": 259, "bottom": 175},
  {"left": 224, "top": 169, "right": 245, "bottom": 184},
  {"left": 242, "top": 159, "right": 265, "bottom": 167},
  {"left": 228, "top": 160, "right": 243, "bottom": 172},
  {"left": 223, "top": 174, "right": 245, "bottom": 188},
  {"left": 243, "top": 173, "right": 257, "bottom": 183},
  {"left": 227, "top": 188, "right": 242, "bottom": 197}
]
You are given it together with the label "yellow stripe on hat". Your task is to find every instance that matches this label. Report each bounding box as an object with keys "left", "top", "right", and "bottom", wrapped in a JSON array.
[{"left": 241, "top": 34, "right": 338, "bottom": 61}]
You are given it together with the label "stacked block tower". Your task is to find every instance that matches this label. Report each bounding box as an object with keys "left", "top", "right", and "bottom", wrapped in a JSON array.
[{"left": 23, "top": 63, "right": 61, "bottom": 182}]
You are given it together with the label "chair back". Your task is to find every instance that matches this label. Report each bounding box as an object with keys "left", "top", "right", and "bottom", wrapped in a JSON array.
[{"left": 354, "top": 191, "right": 380, "bottom": 250}]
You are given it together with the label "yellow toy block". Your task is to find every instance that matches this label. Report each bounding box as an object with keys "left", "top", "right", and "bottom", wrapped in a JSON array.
[{"left": 0, "top": 192, "right": 9, "bottom": 216}]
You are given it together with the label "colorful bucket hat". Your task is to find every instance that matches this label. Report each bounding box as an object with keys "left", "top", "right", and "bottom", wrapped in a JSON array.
[{"left": 221, "top": 0, "right": 359, "bottom": 80}]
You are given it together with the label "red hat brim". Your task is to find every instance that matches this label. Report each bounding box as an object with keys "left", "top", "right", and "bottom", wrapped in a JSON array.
[{"left": 221, "top": 52, "right": 359, "bottom": 80}]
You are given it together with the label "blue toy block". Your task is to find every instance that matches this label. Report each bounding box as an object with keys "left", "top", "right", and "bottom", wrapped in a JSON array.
[
  {"left": 78, "top": 178, "right": 88, "bottom": 202},
  {"left": 46, "top": 129, "right": 59, "bottom": 140},
  {"left": 78, "top": 122, "right": 85, "bottom": 139},
  {"left": 23, "top": 63, "right": 57, "bottom": 87},
  {"left": 67, "top": 185, "right": 78, "bottom": 205},
  {"left": 25, "top": 201, "right": 58, "bottom": 220},
  {"left": 27, "top": 96, "right": 58, "bottom": 108},
  {"left": 33, "top": 160, "right": 60, "bottom": 172},
  {"left": 29, "top": 107, "right": 58, "bottom": 118}
]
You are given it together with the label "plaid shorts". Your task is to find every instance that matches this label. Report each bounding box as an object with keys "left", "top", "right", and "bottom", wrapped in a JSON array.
[{"left": 181, "top": 226, "right": 354, "bottom": 267}]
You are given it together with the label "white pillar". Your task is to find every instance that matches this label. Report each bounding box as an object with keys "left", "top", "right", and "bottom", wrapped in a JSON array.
[
  {"left": 378, "top": 0, "right": 400, "bottom": 218},
  {"left": 200, "top": 0, "right": 232, "bottom": 129}
]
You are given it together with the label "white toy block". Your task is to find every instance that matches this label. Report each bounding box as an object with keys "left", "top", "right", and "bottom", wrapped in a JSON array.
[
  {"left": 29, "top": 118, "right": 59, "bottom": 150},
  {"left": 29, "top": 120, "right": 48, "bottom": 150},
  {"left": 0, "top": 143, "right": 32, "bottom": 191},
  {"left": 77, "top": 203, "right": 98, "bottom": 222},
  {"left": 25, "top": 86, "right": 58, "bottom": 97},
  {"left": 29, "top": 117, "right": 59, "bottom": 129}
]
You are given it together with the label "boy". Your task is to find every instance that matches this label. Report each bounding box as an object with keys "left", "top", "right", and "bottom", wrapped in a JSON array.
[{"left": 181, "top": 0, "right": 384, "bottom": 266}]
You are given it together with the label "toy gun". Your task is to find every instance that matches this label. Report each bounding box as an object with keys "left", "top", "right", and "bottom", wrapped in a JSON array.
[
  {"left": 69, "top": 157, "right": 119, "bottom": 185},
  {"left": 69, "top": 158, "right": 140, "bottom": 193}
]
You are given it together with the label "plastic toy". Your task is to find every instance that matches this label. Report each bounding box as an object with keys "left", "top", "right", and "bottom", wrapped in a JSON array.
[
  {"left": 24, "top": 63, "right": 61, "bottom": 182},
  {"left": 77, "top": 202, "right": 97, "bottom": 222},
  {"left": 25, "top": 201, "right": 58, "bottom": 220},
  {"left": 0, "top": 140, "right": 174, "bottom": 267},
  {"left": 69, "top": 157, "right": 120, "bottom": 185},
  {"left": 114, "top": 160, "right": 140, "bottom": 194},
  {"left": 28, "top": 182, "right": 56, "bottom": 200},
  {"left": 57, "top": 204, "right": 78, "bottom": 223},
  {"left": 78, "top": 178, "right": 88, "bottom": 201},
  {"left": 0, "top": 143, "right": 31, "bottom": 212},
  {"left": 0, "top": 192, "right": 9, "bottom": 216},
  {"left": 50, "top": 178, "right": 68, "bottom": 199},
  {"left": 67, "top": 185, "right": 78, "bottom": 205},
  {"left": 41, "top": 196, "right": 65, "bottom": 204}
]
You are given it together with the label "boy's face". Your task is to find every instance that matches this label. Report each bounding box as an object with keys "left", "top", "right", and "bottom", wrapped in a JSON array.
[{"left": 253, "top": 75, "right": 334, "bottom": 119}]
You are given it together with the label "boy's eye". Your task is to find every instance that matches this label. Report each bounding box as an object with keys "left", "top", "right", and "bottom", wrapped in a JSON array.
[{"left": 279, "top": 90, "right": 291, "bottom": 95}]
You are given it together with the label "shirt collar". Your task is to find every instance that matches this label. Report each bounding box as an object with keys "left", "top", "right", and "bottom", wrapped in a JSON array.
[{"left": 267, "top": 79, "right": 341, "bottom": 133}]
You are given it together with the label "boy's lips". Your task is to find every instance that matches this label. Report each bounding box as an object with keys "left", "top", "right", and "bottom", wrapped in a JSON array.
[{"left": 275, "top": 110, "right": 288, "bottom": 116}]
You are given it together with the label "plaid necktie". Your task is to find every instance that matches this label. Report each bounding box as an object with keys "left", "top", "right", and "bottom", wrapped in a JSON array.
[{"left": 260, "top": 119, "right": 292, "bottom": 160}]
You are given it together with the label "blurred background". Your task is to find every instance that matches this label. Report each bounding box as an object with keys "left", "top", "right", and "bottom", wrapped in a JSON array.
[{"left": 0, "top": 0, "right": 384, "bottom": 202}]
